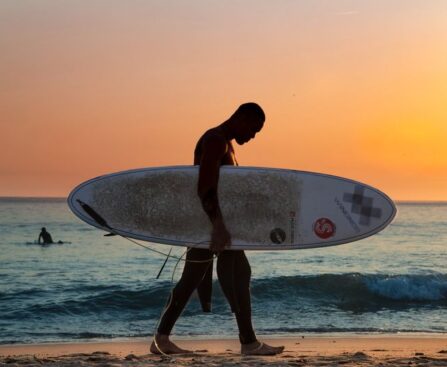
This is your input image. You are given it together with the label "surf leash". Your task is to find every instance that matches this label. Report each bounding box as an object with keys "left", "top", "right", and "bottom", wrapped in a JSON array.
[
  {"left": 76, "top": 199, "right": 215, "bottom": 264},
  {"left": 151, "top": 247, "right": 189, "bottom": 360}
]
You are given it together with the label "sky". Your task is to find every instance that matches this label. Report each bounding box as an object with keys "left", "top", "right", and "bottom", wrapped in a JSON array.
[{"left": 1, "top": 0, "right": 446, "bottom": 200}]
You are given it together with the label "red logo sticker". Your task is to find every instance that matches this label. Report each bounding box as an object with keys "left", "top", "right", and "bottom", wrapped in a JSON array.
[{"left": 314, "top": 218, "right": 336, "bottom": 239}]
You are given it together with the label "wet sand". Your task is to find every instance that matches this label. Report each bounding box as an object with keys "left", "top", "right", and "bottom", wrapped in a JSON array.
[{"left": 1, "top": 336, "right": 447, "bottom": 366}]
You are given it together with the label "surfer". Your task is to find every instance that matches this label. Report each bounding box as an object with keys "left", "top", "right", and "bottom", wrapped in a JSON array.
[
  {"left": 38, "top": 227, "right": 54, "bottom": 244},
  {"left": 37, "top": 227, "right": 64, "bottom": 245},
  {"left": 151, "top": 103, "right": 284, "bottom": 355}
]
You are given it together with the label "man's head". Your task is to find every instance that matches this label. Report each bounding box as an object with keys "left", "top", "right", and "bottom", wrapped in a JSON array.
[
  {"left": 41, "top": 227, "right": 46, "bottom": 232},
  {"left": 231, "top": 102, "right": 265, "bottom": 145}
]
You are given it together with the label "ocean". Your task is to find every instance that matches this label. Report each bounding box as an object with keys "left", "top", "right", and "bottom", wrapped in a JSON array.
[{"left": 0, "top": 198, "right": 446, "bottom": 344}]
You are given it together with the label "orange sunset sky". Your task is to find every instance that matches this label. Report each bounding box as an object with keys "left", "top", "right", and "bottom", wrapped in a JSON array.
[{"left": 1, "top": 1, "right": 446, "bottom": 200}]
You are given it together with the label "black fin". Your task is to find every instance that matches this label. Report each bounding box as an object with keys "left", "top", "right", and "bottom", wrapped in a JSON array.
[
  {"left": 76, "top": 199, "right": 111, "bottom": 229},
  {"left": 197, "top": 259, "right": 213, "bottom": 312},
  {"left": 156, "top": 247, "right": 172, "bottom": 279}
]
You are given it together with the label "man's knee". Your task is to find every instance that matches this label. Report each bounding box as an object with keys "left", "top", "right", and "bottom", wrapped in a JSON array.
[
  {"left": 235, "top": 252, "right": 251, "bottom": 281},
  {"left": 237, "top": 262, "right": 251, "bottom": 287},
  {"left": 216, "top": 252, "right": 234, "bottom": 276},
  {"left": 242, "top": 263, "right": 252, "bottom": 280}
]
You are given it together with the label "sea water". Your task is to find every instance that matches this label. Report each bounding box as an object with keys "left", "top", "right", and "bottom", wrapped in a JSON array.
[{"left": 0, "top": 198, "right": 446, "bottom": 344}]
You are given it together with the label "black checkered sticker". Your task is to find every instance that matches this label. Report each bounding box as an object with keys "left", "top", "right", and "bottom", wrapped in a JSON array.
[{"left": 342, "top": 185, "right": 382, "bottom": 226}]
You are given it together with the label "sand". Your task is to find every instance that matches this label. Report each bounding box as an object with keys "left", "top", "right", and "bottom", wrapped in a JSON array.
[{"left": 1, "top": 336, "right": 447, "bottom": 366}]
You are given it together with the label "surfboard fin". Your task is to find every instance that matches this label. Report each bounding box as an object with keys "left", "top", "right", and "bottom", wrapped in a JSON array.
[
  {"left": 76, "top": 199, "right": 111, "bottom": 229},
  {"left": 104, "top": 233, "right": 116, "bottom": 237},
  {"left": 197, "top": 262, "right": 213, "bottom": 312},
  {"left": 156, "top": 247, "right": 172, "bottom": 279}
]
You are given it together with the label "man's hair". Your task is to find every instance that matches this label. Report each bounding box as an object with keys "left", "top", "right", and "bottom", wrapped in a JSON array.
[{"left": 232, "top": 102, "right": 265, "bottom": 123}]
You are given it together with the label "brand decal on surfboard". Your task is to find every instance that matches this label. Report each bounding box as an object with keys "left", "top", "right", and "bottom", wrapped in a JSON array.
[
  {"left": 313, "top": 218, "right": 336, "bottom": 239},
  {"left": 342, "top": 185, "right": 382, "bottom": 226},
  {"left": 334, "top": 197, "right": 361, "bottom": 233},
  {"left": 270, "top": 228, "right": 286, "bottom": 244}
]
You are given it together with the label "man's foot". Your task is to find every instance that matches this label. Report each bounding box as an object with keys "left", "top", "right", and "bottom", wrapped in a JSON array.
[
  {"left": 150, "top": 334, "right": 192, "bottom": 355},
  {"left": 241, "top": 341, "right": 284, "bottom": 356}
]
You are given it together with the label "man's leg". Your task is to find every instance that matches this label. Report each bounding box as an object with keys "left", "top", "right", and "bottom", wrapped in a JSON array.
[
  {"left": 151, "top": 247, "right": 213, "bottom": 354},
  {"left": 217, "top": 251, "right": 256, "bottom": 343},
  {"left": 217, "top": 250, "right": 284, "bottom": 355}
]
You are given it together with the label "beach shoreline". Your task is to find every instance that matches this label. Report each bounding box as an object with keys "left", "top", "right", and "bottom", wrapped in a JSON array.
[{"left": 2, "top": 335, "right": 447, "bottom": 366}]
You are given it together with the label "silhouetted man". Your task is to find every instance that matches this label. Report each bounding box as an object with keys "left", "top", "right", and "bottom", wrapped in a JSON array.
[
  {"left": 151, "top": 103, "right": 284, "bottom": 355},
  {"left": 38, "top": 227, "right": 53, "bottom": 244}
]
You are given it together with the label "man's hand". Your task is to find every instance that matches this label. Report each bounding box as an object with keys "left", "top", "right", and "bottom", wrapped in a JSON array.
[{"left": 210, "top": 220, "right": 231, "bottom": 253}]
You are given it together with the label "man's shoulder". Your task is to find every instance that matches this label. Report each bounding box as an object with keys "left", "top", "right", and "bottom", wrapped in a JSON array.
[
  {"left": 201, "top": 128, "right": 227, "bottom": 146},
  {"left": 201, "top": 127, "right": 225, "bottom": 140},
  {"left": 198, "top": 128, "right": 228, "bottom": 157}
]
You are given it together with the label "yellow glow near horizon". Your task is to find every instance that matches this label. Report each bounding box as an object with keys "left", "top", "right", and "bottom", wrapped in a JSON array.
[{"left": 362, "top": 120, "right": 446, "bottom": 177}]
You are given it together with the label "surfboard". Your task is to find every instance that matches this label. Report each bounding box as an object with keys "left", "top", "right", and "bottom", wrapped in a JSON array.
[{"left": 68, "top": 166, "right": 396, "bottom": 250}]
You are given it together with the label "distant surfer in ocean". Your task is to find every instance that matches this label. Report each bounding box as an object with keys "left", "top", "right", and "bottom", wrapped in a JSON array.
[
  {"left": 37, "top": 227, "right": 64, "bottom": 245},
  {"left": 151, "top": 103, "right": 284, "bottom": 355},
  {"left": 38, "top": 227, "right": 54, "bottom": 244}
]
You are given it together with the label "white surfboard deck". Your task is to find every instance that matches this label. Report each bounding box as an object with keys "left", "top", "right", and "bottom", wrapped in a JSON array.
[{"left": 68, "top": 166, "right": 396, "bottom": 250}]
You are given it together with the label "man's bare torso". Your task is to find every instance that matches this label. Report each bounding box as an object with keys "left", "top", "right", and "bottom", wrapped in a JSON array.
[{"left": 194, "top": 128, "right": 237, "bottom": 166}]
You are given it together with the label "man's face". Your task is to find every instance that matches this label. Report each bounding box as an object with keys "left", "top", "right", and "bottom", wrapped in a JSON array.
[{"left": 235, "top": 118, "right": 264, "bottom": 145}]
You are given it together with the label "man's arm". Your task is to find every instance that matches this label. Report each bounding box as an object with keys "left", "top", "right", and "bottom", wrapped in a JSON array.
[
  {"left": 197, "top": 134, "right": 231, "bottom": 252},
  {"left": 38, "top": 233, "right": 42, "bottom": 244}
]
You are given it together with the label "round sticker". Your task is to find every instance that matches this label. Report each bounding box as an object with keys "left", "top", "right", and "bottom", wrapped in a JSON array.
[
  {"left": 270, "top": 228, "right": 286, "bottom": 244},
  {"left": 313, "top": 218, "right": 336, "bottom": 239}
]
